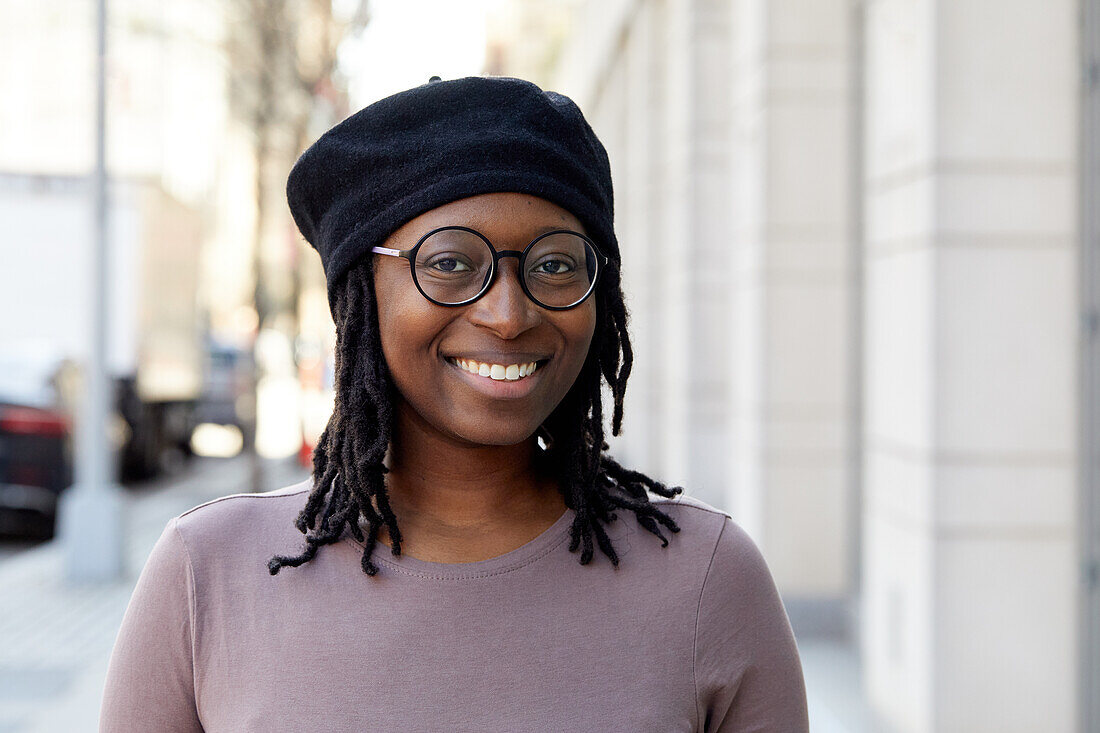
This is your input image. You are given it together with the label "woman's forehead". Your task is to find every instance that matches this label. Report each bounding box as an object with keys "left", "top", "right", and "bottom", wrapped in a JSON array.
[{"left": 405, "top": 193, "right": 586, "bottom": 236}]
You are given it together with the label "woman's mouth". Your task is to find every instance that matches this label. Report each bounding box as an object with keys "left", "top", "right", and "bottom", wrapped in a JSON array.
[
  {"left": 442, "top": 355, "right": 552, "bottom": 399},
  {"left": 445, "top": 356, "right": 547, "bottom": 381}
]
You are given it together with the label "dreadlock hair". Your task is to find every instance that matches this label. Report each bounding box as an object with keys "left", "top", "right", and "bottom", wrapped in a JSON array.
[{"left": 267, "top": 251, "right": 685, "bottom": 577}]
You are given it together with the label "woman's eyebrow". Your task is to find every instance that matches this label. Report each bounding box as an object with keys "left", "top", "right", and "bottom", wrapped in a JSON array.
[
  {"left": 436, "top": 224, "right": 587, "bottom": 241},
  {"left": 531, "top": 224, "right": 585, "bottom": 236}
]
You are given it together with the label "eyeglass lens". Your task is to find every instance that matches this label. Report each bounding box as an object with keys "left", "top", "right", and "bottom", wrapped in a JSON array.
[{"left": 412, "top": 229, "right": 598, "bottom": 308}]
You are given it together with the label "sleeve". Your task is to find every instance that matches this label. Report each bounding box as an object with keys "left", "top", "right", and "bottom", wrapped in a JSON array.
[
  {"left": 694, "top": 517, "right": 809, "bottom": 732},
  {"left": 100, "top": 517, "right": 204, "bottom": 732}
]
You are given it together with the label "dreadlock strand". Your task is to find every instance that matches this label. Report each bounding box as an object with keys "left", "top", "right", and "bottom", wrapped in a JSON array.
[
  {"left": 330, "top": 279, "right": 374, "bottom": 530},
  {"left": 268, "top": 269, "right": 377, "bottom": 575},
  {"left": 600, "top": 453, "right": 685, "bottom": 500},
  {"left": 589, "top": 517, "right": 619, "bottom": 567},
  {"left": 267, "top": 536, "right": 321, "bottom": 574},
  {"left": 349, "top": 263, "right": 403, "bottom": 557},
  {"left": 608, "top": 297, "right": 633, "bottom": 436},
  {"left": 295, "top": 459, "right": 338, "bottom": 534},
  {"left": 563, "top": 410, "right": 596, "bottom": 563}
]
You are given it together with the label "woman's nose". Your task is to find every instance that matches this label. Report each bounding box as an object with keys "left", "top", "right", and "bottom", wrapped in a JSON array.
[{"left": 465, "top": 258, "right": 540, "bottom": 338}]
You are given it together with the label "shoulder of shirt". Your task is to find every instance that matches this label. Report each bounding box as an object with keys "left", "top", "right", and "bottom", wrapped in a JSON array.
[
  {"left": 170, "top": 477, "right": 313, "bottom": 548},
  {"left": 657, "top": 494, "right": 774, "bottom": 603},
  {"left": 645, "top": 492, "right": 765, "bottom": 579},
  {"left": 646, "top": 491, "right": 733, "bottom": 537},
  {"left": 648, "top": 491, "right": 731, "bottom": 519},
  {"left": 595, "top": 491, "right": 738, "bottom": 569},
  {"left": 176, "top": 477, "right": 311, "bottom": 519}
]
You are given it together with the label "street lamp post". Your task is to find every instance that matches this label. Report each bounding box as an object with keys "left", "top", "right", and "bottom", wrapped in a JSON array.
[{"left": 56, "top": 0, "right": 124, "bottom": 583}]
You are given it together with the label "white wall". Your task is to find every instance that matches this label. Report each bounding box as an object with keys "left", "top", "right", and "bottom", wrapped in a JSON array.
[
  {"left": 549, "top": 0, "right": 1088, "bottom": 728},
  {"left": 728, "top": 0, "right": 857, "bottom": 614},
  {"left": 860, "top": 0, "right": 1081, "bottom": 730}
]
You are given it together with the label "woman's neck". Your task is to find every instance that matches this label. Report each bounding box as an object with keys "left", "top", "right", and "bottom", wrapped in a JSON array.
[{"left": 371, "top": 402, "right": 566, "bottom": 562}]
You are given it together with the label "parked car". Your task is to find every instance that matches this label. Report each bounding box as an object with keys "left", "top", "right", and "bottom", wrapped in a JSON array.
[{"left": 0, "top": 348, "right": 73, "bottom": 539}]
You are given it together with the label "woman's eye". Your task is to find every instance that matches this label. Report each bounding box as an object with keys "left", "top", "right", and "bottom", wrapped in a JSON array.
[
  {"left": 430, "top": 258, "right": 471, "bottom": 273},
  {"left": 533, "top": 259, "right": 574, "bottom": 275}
]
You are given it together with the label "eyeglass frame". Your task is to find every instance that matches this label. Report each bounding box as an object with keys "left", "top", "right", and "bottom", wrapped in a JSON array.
[{"left": 370, "top": 225, "right": 609, "bottom": 311}]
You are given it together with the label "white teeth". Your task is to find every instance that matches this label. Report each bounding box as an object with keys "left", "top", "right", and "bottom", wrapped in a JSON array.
[{"left": 449, "top": 357, "right": 543, "bottom": 381}]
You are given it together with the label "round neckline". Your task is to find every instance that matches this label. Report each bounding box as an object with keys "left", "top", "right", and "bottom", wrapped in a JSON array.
[{"left": 340, "top": 505, "right": 576, "bottom": 579}]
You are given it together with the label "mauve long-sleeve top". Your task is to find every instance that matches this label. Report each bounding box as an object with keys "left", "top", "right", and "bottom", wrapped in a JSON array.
[{"left": 99, "top": 479, "right": 809, "bottom": 732}]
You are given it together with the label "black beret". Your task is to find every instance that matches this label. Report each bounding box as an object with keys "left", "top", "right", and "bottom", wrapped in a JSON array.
[{"left": 286, "top": 75, "right": 617, "bottom": 312}]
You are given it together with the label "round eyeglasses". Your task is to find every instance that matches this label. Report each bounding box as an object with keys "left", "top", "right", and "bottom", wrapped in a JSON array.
[{"left": 370, "top": 226, "right": 608, "bottom": 310}]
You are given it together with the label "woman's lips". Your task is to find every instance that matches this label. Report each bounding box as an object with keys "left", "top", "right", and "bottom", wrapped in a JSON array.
[{"left": 442, "top": 355, "right": 549, "bottom": 400}]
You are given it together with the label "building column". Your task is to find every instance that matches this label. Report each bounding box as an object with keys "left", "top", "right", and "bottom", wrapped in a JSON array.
[
  {"left": 728, "top": 0, "right": 857, "bottom": 623},
  {"left": 613, "top": 0, "right": 664, "bottom": 476},
  {"left": 860, "top": 0, "right": 1080, "bottom": 730},
  {"left": 650, "top": 0, "right": 734, "bottom": 508}
]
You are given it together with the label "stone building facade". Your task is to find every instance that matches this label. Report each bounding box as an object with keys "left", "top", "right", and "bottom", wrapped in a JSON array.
[{"left": 531, "top": 0, "right": 1100, "bottom": 730}]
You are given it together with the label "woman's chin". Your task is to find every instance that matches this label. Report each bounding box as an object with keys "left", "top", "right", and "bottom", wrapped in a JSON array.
[{"left": 447, "top": 422, "right": 543, "bottom": 449}]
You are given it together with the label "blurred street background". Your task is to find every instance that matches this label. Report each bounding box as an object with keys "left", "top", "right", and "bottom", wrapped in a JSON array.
[
  {"left": 0, "top": 455, "right": 309, "bottom": 733},
  {"left": 0, "top": 1, "right": 1097, "bottom": 732}
]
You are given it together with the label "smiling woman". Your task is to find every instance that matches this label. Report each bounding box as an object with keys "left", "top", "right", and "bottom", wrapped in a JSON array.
[{"left": 99, "top": 76, "right": 809, "bottom": 732}]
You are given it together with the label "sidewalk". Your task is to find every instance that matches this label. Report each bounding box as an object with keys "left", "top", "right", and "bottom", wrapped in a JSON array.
[
  {"left": 801, "top": 636, "right": 883, "bottom": 732},
  {"left": 0, "top": 455, "right": 310, "bottom": 733}
]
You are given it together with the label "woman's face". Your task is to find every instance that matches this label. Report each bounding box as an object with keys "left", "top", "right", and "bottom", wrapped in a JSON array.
[{"left": 371, "top": 192, "right": 598, "bottom": 447}]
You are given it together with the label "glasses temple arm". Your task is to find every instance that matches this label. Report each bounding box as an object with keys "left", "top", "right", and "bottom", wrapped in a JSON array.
[{"left": 370, "top": 246, "right": 410, "bottom": 257}]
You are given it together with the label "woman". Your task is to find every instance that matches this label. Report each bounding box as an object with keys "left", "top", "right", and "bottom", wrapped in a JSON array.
[{"left": 100, "top": 76, "right": 809, "bottom": 732}]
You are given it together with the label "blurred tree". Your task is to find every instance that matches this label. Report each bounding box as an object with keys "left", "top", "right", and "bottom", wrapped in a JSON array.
[{"left": 225, "top": 0, "right": 368, "bottom": 491}]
